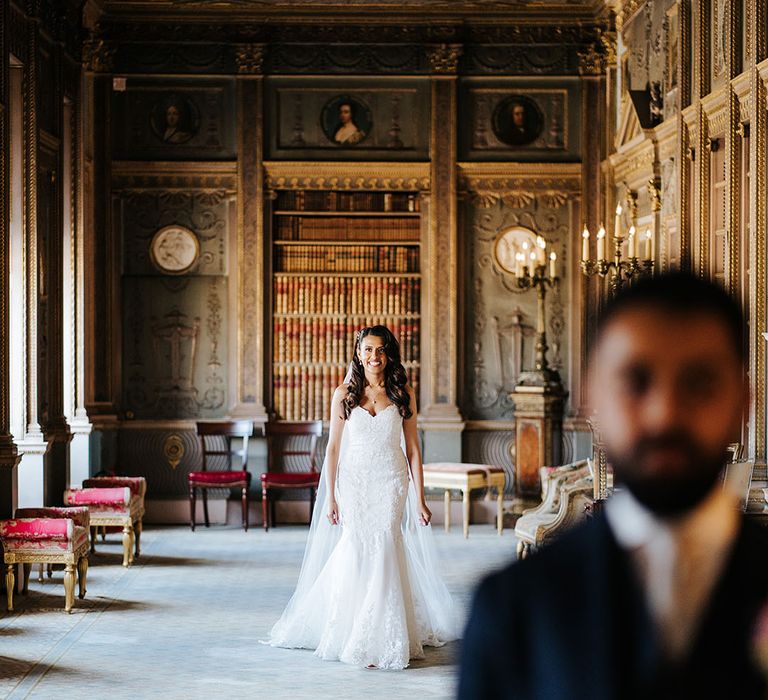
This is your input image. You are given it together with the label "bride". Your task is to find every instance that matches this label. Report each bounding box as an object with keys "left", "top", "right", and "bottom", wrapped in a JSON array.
[{"left": 264, "top": 325, "right": 459, "bottom": 669}]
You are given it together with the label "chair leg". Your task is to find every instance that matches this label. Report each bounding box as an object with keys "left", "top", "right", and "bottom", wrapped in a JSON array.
[
  {"left": 189, "top": 486, "right": 197, "bottom": 531},
  {"left": 242, "top": 487, "right": 249, "bottom": 532},
  {"left": 22, "top": 564, "right": 31, "bottom": 594},
  {"left": 270, "top": 497, "right": 277, "bottom": 529},
  {"left": 5, "top": 564, "right": 14, "bottom": 611},
  {"left": 134, "top": 519, "right": 142, "bottom": 558},
  {"left": 47, "top": 563, "right": 53, "bottom": 578},
  {"left": 101, "top": 526, "right": 106, "bottom": 542},
  {"left": 202, "top": 490, "right": 210, "bottom": 528},
  {"left": 262, "top": 487, "right": 269, "bottom": 532},
  {"left": 90, "top": 526, "right": 97, "bottom": 553},
  {"left": 63, "top": 564, "right": 75, "bottom": 613},
  {"left": 122, "top": 524, "right": 133, "bottom": 567},
  {"left": 38, "top": 563, "right": 44, "bottom": 583},
  {"left": 78, "top": 557, "right": 88, "bottom": 599}
]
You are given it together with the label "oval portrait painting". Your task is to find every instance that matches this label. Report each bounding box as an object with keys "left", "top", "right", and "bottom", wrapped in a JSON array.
[
  {"left": 321, "top": 95, "right": 373, "bottom": 147},
  {"left": 150, "top": 93, "right": 200, "bottom": 146},
  {"left": 492, "top": 95, "right": 544, "bottom": 148}
]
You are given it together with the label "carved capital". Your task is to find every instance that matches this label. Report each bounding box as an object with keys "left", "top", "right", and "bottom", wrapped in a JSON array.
[
  {"left": 81, "top": 36, "right": 114, "bottom": 73},
  {"left": 578, "top": 43, "right": 607, "bottom": 76},
  {"left": 647, "top": 177, "right": 662, "bottom": 212},
  {"left": 599, "top": 30, "right": 618, "bottom": 67},
  {"left": 235, "top": 43, "right": 266, "bottom": 75},
  {"left": 427, "top": 44, "right": 463, "bottom": 74}
]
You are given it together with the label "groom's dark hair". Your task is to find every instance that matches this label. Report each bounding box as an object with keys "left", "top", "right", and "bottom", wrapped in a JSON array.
[{"left": 596, "top": 272, "right": 745, "bottom": 364}]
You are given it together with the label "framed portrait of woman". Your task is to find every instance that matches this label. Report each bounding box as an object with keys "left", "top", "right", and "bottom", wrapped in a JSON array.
[
  {"left": 150, "top": 93, "right": 200, "bottom": 145},
  {"left": 320, "top": 95, "right": 373, "bottom": 147}
]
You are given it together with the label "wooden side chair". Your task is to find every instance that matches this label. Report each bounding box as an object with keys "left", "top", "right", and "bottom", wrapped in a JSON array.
[
  {"left": 261, "top": 421, "right": 323, "bottom": 531},
  {"left": 188, "top": 420, "right": 254, "bottom": 531}
]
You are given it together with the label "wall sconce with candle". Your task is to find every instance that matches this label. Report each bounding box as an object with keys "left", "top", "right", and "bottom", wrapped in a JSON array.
[{"left": 580, "top": 204, "right": 655, "bottom": 294}]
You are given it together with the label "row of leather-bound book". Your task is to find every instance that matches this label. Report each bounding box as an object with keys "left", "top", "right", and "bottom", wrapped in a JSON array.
[
  {"left": 274, "top": 244, "right": 419, "bottom": 273},
  {"left": 273, "top": 317, "right": 421, "bottom": 364},
  {"left": 273, "top": 275, "right": 420, "bottom": 316},
  {"left": 275, "top": 216, "right": 421, "bottom": 241},
  {"left": 273, "top": 364, "right": 420, "bottom": 421},
  {"left": 275, "top": 190, "right": 420, "bottom": 213}
]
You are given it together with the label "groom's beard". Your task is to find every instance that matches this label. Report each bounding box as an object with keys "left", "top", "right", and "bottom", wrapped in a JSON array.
[{"left": 607, "top": 430, "right": 727, "bottom": 517}]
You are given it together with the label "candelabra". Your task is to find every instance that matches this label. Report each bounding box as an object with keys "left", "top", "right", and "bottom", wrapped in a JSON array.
[
  {"left": 580, "top": 205, "right": 654, "bottom": 294},
  {"left": 513, "top": 240, "right": 562, "bottom": 389}
]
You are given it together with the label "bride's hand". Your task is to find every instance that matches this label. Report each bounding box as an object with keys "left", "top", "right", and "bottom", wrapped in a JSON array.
[
  {"left": 419, "top": 502, "right": 432, "bottom": 526},
  {"left": 327, "top": 499, "right": 340, "bottom": 525}
]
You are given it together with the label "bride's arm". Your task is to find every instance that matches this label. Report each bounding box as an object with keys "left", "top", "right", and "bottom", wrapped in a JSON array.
[
  {"left": 324, "top": 385, "right": 347, "bottom": 525},
  {"left": 403, "top": 384, "right": 431, "bottom": 525}
]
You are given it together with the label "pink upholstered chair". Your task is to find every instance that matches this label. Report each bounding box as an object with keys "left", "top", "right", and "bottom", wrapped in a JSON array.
[
  {"left": 15, "top": 507, "right": 90, "bottom": 583},
  {"left": 0, "top": 517, "right": 89, "bottom": 613},
  {"left": 64, "top": 486, "right": 139, "bottom": 567},
  {"left": 261, "top": 421, "right": 323, "bottom": 531},
  {"left": 188, "top": 420, "right": 254, "bottom": 531},
  {"left": 83, "top": 476, "right": 146, "bottom": 557}
]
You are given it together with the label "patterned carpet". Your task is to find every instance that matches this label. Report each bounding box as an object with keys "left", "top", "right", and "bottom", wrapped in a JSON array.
[{"left": 1, "top": 523, "right": 516, "bottom": 700}]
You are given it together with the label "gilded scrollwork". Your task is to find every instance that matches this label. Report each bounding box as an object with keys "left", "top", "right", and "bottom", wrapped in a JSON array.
[{"left": 426, "top": 44, "right": 463, "bottom": 74}]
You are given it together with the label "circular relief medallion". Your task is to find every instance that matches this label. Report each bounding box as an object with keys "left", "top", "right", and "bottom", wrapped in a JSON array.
[
  {"left": 493, "top": 226, "right": 539, "bottom": 274},
  {"left": 149, "top": 225, "right": 200, "bottom": 275}
]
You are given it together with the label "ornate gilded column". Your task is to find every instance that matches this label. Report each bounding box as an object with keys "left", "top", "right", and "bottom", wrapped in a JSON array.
[
  {"left": 232, "top": 44, "right": 268, "bottom": 426},
  {"left": 0, "top": 0, "right": 21, "bottom": 512},
  {"left": 723, "top": 0, "right": 741, "bottom": 296},
  {"left": 419, "top": 44, "right": 464, "bottom": 463},
  {"left": 676, "top": 0, "right": 692, "bottom": 271},
  {"left": 695, "top": 0, "right": 710, "bottom": 278},
  {"left": 747, "top": 0, "right": 767, "bottom": 476}
]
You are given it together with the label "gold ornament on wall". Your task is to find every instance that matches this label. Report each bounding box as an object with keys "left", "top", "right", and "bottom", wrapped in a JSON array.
[{"left": 163, "top": 434, "right": 184, "bottom": 471}]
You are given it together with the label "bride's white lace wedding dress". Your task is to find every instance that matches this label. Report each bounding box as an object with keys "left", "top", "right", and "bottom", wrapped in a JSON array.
[{"left": 265, "top": 403, "right": 459, "bottom": 669}]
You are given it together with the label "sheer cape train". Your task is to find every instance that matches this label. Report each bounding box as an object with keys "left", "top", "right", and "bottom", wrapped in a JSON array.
[{"left": 263, "top": 393, "right": 460, "bottom": 669}]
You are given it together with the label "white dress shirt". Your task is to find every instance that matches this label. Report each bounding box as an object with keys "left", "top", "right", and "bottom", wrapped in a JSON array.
[{"left": 605, "top": 484, "right": 739, "bottom": 660}]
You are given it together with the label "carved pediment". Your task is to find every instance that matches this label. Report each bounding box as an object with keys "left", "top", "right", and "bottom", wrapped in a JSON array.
[{"left": 615, "top": 94, "right": 645, "bottom": 151}]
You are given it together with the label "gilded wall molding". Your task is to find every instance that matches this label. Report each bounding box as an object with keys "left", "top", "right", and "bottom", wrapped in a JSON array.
[
  {"left": 81, "top": 36, "right": 115, "bottom": 73},
  {"left": 578, "top": 42, "right": 608, "bottom": 76},
  {"left": 235, "top": 43, "right": 266, "bottom": 74},
  {"left": 426, "top": 44, "right": 463, "bottom": 75},
  {"left": 264, "top": 161, "right": 430, "bottom": 191},
  {"left": 111, "top": 161, "right": 238, "bottom": 192}
]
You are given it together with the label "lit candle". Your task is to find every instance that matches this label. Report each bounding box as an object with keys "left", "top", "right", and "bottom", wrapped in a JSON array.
[
  {"left": 515, "top": 252, "right": 524, "bottom": 277},
  {"left": 582, "top": 225, "right": 590, "bottom": 262},
  {"left": 536, "top": 236, "right": 547, "bottom": 265},
  {"left": 614, "top": 204, "right": 622, "bottom": 239},
  {"left": 627, "top": 225, "right": 636, "bottom": 258},
  {"left": 597, "top": 225, "right": 606, "bottom": 261},
  {"left": 549, "top": 251, "right": 557, "bottom": 279},
  {"left": 529, "top": 251, "right": 537, "bottom": 270}
]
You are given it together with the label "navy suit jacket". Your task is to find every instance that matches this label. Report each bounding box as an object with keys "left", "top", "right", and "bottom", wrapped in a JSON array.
[{"left": 458, "top": 514, "right": 768, "bottom": 700}]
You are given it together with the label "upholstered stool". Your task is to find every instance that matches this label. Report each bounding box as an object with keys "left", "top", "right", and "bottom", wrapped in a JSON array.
[
  {"left": 83, "top": 476, "right": 146, "bottom": 558},
  {"left": 15, "top": 507, "right": 90, "bottom": 583},
  {"left": 422, "top": 463, "right": 506, "bottom": 538},
  {"left": 64, "top": 487, "right": 138, "bottom": 567},
  {"left": 0, "top": 517, "right": 89, "bottom": 613}
]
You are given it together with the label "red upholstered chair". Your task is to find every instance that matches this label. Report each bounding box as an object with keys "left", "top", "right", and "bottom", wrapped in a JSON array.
[
  {"left": 261, "top": 421, "right": 323, "bottom": 531},
  {"left": 83, "top": 476, "right": 147, "bottom": 557},
  {"left": 0, "top": 516, "right": 89, "bottom": 613},
  {"left": 188, "top": 420, "right": 254, "bottom": 531}
]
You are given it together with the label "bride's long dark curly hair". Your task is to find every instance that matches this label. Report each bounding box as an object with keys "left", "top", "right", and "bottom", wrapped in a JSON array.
[{"left": 342, "top": 325, "right": 413, "bottom": 420}]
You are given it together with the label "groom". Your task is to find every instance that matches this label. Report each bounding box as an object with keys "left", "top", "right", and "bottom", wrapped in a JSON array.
[{"left": 458, "top": 273, "right": 768, "bottom": 699}]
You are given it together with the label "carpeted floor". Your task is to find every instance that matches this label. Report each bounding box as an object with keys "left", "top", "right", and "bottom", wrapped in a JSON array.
[{"left": 1, "top": 524, "right": 516, "bottom": 700}]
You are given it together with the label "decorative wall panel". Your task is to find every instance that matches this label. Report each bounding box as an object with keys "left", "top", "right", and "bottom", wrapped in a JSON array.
[
  {"left": 266, "top": 78, "right": 430, "bottom": 160},
  {"left": 112, "top": 80, "right": 236, "bottom": 160},
  {"left": 115, "top": 172, "right": 235, "bottom": 421},
  {"left": 460, "top": 78, "right": 581, "bottom": 161},
  {"left": 462, "top": 194, "right": 573, "bottom": 420}
]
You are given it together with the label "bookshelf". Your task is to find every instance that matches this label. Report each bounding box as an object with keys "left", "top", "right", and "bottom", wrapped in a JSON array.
[{"left": 271, "top": 189, "right": 421, "bottom": 421}]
